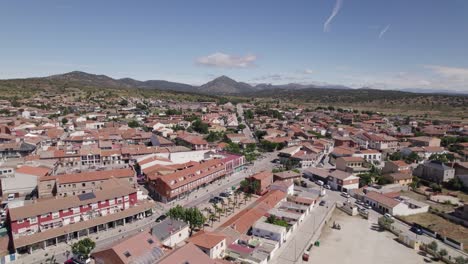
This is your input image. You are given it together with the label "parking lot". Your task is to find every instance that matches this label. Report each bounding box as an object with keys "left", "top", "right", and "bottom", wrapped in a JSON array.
[{"left": 306, "top": 210, "right": 439, "bottom": 264}]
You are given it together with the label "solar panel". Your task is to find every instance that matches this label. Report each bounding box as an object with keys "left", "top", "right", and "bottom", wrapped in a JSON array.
[{"left": 78, "top": 192, "right": 96, "bottom": 201}]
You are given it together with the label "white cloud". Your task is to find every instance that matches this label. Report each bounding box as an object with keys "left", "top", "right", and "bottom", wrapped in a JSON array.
[
  {"left": 323, "top": 0, "right": 344, "bottom": 32},
  {"left": 424, "top": 65, "right": 468, "bottom": 82},
  {"left": 339, "top": 65, "right": 468, "bottom": 92},
  {"left": 379, "top": 24, "right": 390, "bottom": 39},
  {"left": 303, "top": 69, "right": 314, "bottom": 74},
  {"left": 196, "top": 52, "right": 257, "bottom": 68}
]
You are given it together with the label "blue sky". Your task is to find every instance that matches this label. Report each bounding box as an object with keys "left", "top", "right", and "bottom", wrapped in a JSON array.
[{"left": 1, "top": 0, "right": 468, "bottom": 91}]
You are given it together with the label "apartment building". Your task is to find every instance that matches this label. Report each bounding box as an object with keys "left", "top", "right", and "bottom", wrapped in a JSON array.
[
  {"left": 149, "top": 159, "right": 227, "bottom": 203},
  {"left": 8, "top": 180, "right": 154, "bottom": 254},
  {"left": 38, "top": 167, "right": 135, "bottom": 198}
]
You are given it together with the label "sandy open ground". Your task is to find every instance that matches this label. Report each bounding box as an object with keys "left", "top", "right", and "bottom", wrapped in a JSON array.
[{"left": 307, "top": 210, "right": 439, "bottom": 264}]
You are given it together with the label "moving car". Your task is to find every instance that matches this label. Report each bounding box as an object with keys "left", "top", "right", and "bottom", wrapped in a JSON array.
[
  {"left": 410, "top": 226, "right": 423, "bottom": 235},
  {"left": 341, "top": 192, "right": 350, "bottom": 198}
]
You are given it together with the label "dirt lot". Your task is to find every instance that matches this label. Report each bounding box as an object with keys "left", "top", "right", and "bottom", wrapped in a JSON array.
[
  {"left": 401, "top": 190, "right": 456, "bottom": 213},
  {"left": 400, "top": 213, "right": 468, "bottom": 251},
  {"left": 308, "top": 210, "right": 436, "bottom": 264}
]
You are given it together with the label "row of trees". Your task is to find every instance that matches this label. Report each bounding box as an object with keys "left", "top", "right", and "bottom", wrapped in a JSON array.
[
  {"left": 204, "top": 190, "right": 252, "bottom": 226},
  {"left": 167, "top": 205, "right": 206, "bottom": 236}
]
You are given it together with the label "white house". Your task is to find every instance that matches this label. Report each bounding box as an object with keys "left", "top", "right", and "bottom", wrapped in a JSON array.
[
  {"left": 151, "top": 219, "right": 190, "bottom": 247},
  {"left": 252, "top": 221, "right": 287, "bottom": 245},
  {"left": 189, "top": 231, "right": 226, "bottom": 259}
]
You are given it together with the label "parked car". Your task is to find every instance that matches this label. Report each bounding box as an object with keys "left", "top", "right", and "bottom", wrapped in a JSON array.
[
  {"left": 410, "top": 226, "right": 423, "bottom": 235},
  {"left": 209, "top": 197, "right": 221, "bottom": 204},
  {"left": 316, "top": 180, "right": 324, "bottom": 186},
  {"left": 301, "top": 181, "right": 308, "bottom": 188},
  {"left": 219, "top": 192, "right": 230, "bottom": 197},
  {"left": 355, "top": 200, "right": 363, "bottom": 205},
  {"left": 7, "top": 194, "right": 15, "bottom": 201},
  {"left": 384, "top": 213, "right": 394, "bottom": 220},
  {"left": 319, "top": 200, "right": 326, "bottom": 206},
  {"left": 324, "top": 184, "right": 331, "bottom": 189},
  {"left": 341, "top": 192, "right": 350, "bottom": 198},
  {"left": 156, "top": 214, "right": 167, "bottom": 223}
]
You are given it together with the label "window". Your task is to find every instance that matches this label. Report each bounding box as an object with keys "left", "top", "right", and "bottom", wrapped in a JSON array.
[
  {"left": 109, "top": 200, "right": 115, "bottom": 205},
  {"left": 123, "top": 251, "right": 131, "bottom": 258},
  {"left": 17, "top": 219, "right": 24, "bottom": 224},
  {"left": 52, "top": 212, "right": 60, "bottom": 219},
  {"left": 82, "top": 183, "right": 86, "bottom": 187},
  {"left": 72, "top": 184, "right": 76, "bottom": 188},
  {"left": 29, "top": 217, "right": 37, "bottom": 224},
  {"left": 41, "top": 213, "right": 49, "bottom": 218}
]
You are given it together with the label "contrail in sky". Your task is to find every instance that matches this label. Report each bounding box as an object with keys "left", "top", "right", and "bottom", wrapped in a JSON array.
[
  {"left": 379, "top": 24, "right": 390, "bottom": 39},
  {"left": 323, "top": 0, "right": 343, "bottom": 32}
]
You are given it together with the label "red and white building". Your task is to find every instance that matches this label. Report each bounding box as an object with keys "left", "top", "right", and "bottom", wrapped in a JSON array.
[{"left": 7, "top": 180, "right": 154, "bottom": 254}]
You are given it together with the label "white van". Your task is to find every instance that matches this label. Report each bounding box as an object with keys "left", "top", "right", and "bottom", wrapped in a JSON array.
[{"left": 7, "top": 194, "right": 15, "bottom": 201}]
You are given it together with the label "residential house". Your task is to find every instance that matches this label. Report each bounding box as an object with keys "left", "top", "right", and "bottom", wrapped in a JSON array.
[
  {"left": 188, "top": 231, "right": 226, "bottom": 259},
  {"left": 151, "top": 218, "right": 190, "bottom": 247},
  {"left": 413, "top": 160, "right": 455, "bottom": 183},
  {"left": 336, "top": 157, "right": 370, "bottom": 175},
  {"left": 248, "top": 171, "right": 274, "bottom": 195}
]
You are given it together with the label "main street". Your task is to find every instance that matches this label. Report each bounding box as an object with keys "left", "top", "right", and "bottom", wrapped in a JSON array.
[
  {"left": 236, "top": 103, "right": 256, "bottom": 142},
  {"left": 271, "top": 180, "right": 349, "bottom": 264}
]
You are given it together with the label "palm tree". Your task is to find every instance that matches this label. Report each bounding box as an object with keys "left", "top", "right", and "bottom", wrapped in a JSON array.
[
  {"left": 215, "top": 207, "right": 223, "bottom": 220},
  {"left": 209, "top": 213, "right": 216, "bottom": 227},
  {"left": 220, "top": 200, "right": 226, "bottom": 216},
  {"left": 243, "top": 192, "right": 248, "bottom": 204},
  {"left": 227, "top": 197, "right": 233, "bottom": 214},
  {"left": 245, "top": 192, "right": 252, "bottom": 201},
  {"left": 212, "top": 204, "right": 219, "bottom": 219}
]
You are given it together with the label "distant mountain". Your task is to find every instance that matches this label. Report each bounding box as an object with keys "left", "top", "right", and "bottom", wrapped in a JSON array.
[
  {"left": 1, "top": 71, "right": 467, "bottom": 99},
  {"left": 197, "top": 75, "right": 256, "bottom": 95},
  {"left": 46, "top": 71, "right": 196, "bottom": 92},
  {"left": 254, "top": 83, "right": 353, "bottom": 90}
]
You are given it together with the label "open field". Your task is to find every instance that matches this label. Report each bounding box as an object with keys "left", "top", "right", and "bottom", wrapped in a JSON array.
[
  {"left": 400, "top": 212, "right": 468, "bottom": 251},
  {"left": 401, "top": 191, "right": 456, "bottom": 213},
  {"left": 308, "top": 210, "right": 435, "bottom": 264}
]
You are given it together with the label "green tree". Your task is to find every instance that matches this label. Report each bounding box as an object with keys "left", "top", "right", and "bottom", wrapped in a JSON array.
[
  {"left": 167, "top": 205, "right": 186, "bottom": 220},
  {"left": 237, "top": 124, "right": 246, "bottom": 130},
  {"left": 389, "top": 152, "right": 402, "bottom": 161},
  {"left": 430, "top": 183, "right": 442, "bottom": 192},
  {"left": 71, "top": 238, "right": 95, "bottom": 260},
  {"left": 61, "top": 117, "right": 68, "bottom": 125},
  {"left": 438, "top": 249, "right": 448, "bottom": 259},
  {"left": 127, "top": 120, "right": 140, "bottom": 128},
  {"left": 184, "top": 207, "right": 206, "bottom": 235},
  {"left": 225, "top": 142, "right": 241, "bottom": 154},
  {"left": 191, "top": 119, "right": 209, "bottom": 134},
  {"left": 427, "top": 241, "right": 438, "bottom": 252},
  {"left": 454, "top": 256, "right": 468, "bottom": 264},
  {"left": 118, "top": 99, "right": 128, "bottom": 106},
  {"left": 377, "top": 216, "right": 394, "bottom": 230},
  {"left": 446, "top": 177, "right": 464, "bottom": 191}
]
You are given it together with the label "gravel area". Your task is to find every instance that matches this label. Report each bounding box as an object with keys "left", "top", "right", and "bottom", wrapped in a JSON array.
[{"left": 308, "top": 210, "right": 440, "bottom": 264}]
